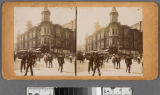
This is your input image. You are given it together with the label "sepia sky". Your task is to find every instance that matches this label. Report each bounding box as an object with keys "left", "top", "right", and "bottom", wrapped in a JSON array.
[
  {"left": 14, "top": 7, "right": 76, "bottom": 42},
  {"left": 77, "top": 7, "right": 142, "bottom": 45}
]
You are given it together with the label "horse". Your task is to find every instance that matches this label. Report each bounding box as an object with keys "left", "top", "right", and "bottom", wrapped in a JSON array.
[{"left": 77, "top": 53, "right": 85, "bottom": 63}]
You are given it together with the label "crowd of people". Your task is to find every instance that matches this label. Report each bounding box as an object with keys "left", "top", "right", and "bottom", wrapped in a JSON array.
[
  {"left": 14, "top": 51, "right": 74, "bottom": 76},
  {"left": 14, "top": 50, "right": 143, "bottom": 76},
  {"left": 78, "top": 52, "right": 143, "bottom": 76}
]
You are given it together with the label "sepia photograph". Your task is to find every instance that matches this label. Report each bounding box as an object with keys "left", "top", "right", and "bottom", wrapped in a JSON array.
[
  {"left": 14, "top": 7, "right": 76, "bottom": 76},
  {"left": 76, "top": 7, "right": 143, "bottom": 76},
  {"left": 27, "top": 87, "right": 132, "bottom": 95},
  {"left": 2, "top": 2, "right": 158, "bottom": 80}
]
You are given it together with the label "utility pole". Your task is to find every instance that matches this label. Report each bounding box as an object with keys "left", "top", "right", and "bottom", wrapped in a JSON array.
[{"left": 75, "top": 7, "right": 77, "bottom": 76}]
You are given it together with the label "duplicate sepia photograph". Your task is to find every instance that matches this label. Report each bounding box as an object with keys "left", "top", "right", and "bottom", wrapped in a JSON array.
[
  {"left": 77, "top": 7, "right": 143, "bottom": 76},
  {"left": 14, "top": 7, "right": 143, "bottom": 77},
  {"left": 14, "top": 7, "right": 76, "bottom": 76}
]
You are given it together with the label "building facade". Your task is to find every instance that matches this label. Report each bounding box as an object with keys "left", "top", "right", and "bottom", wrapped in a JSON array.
[
  {"left": 85, "top": 7, "right": 143, "bottom": 54},
  {"left": 16, "top": 7, "right": 76, "bottom": 54}
]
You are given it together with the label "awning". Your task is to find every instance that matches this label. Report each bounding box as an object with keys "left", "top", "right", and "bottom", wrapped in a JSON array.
[
  {"left": 36, "top": 48, "right": 41, "bottom": 51},
  {"left": 104, "top": 49, "right": 109, "bottom": 52}
]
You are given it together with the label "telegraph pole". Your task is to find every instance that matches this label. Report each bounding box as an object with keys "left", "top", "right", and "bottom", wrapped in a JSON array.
[{"left": 75, "top": 7, "right": 77, "bottom": 76}]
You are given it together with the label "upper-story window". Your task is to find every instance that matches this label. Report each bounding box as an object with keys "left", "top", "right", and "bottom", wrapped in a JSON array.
[
  {"left": 124, "top": 29, "right": 128, "bottom": 36},
  {"left": 93, "top": 36, "right": 95, "bottom": 42},
  {"left": 33, "top": 40, "right": 35, "bottom": 47},
  {"left": 66, "top": 32, "right": 69, "bottom": 39},
  {"left": 88, "top": 38, "right": 90, "bottom": 44},
  {"left": 33, "top": 31, "right": 36, "bottom": 37},
  {"left": 109, "top": 28, "right": 112, "bottom": 36},
  {"left": 112, "top": 29, "right": 114, "bottom": 35},
  {"left": 44, "top": 38, "right": 47, "bottom": 44},
  {"left": 25, "top": 35, "right": 27, "bottom": 41},
  {"left": 101, "top": 31, "right": 104, "bottom": 39},
  {"left": 21, "top": 36, "right": 23, "bottom": 42},
  {"left": 44, "top": 27, "right": 46, "bottom": 34},
  {"left": 41, "top": 27, "right": 44, "bottom": 35},
  {"left": 30, "top": 32, "right": 32, "bottom": 39},
  {"left": 56, "top": 27, "right": 61, "bottom": 37}
]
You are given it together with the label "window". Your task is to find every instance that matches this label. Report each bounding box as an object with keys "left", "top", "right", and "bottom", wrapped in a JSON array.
[
  {"left": 25, "top": 35, "right": 27, "bottom": 41},
  {"left": 48, "top": 38, "right": 49, "bottom": 44},
  {"left": 66, "top": 32, "right": 69, "bottom": 39},
  {"left": 56, "top": 28, "right": 61, "bottom": 37},
  {"left": 44, "top": 27, "right": 46, "bottom": 34},
  {"left": 33, "top": 31, "right": 36, "bottom": 37},
  {"left": 113, "top": 39, "right": 115, "bottom": 45},
  {"left": 33, "top": 40, "right": 35, "bottom": 47},
  {"left": 113, "top": 29, "right": 114, "bottom": 35},
  {"left": 29, "top": 41, "right": 32, "bottom": 47},
  {"left": 101, "top": 31, "right": 104, "bottom": 39},
  {"left": 101, "top": 40, "right": 104, "bottom": 48},
  {"left": 30, "top": 32, "right": 32, "bottom": 39}
]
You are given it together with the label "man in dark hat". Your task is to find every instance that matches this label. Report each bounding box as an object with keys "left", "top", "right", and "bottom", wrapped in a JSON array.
[
  {"left": 20, "top": 53, "right": 27, "bottom": 72},
  {"left": 58, "top": 54, "right": 65, "bottom": 72},
  {"left": 24, "top": 51, "right": 34, "bottom": 76},
  {"left": 125, "top": 54, "right": 132, "bottom": 73},
  {"left": 92, "top": 53, "right": 101, "bottom": 76},
  {"left": 88, "top": 53, "right": 94, "bottom": 74},
  {"left": 116, "top": 53, "right": 121, "bottom": 69}
]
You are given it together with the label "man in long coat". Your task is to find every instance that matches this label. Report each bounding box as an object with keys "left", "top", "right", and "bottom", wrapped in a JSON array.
[
  {"left": 92, "top": 53, "right": 101, "bottom": 76},
  {"left": 24, "top": 51, "right": 34, "bottom": 76}
]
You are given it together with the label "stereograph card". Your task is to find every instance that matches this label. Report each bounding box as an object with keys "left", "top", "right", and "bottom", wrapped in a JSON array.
[{"left": 2, "top": 2, "right": 158, "bottom": 80}]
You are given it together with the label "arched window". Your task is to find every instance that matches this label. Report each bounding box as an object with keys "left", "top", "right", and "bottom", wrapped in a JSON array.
[
  {"left": 48, "top": 38, "right": 49, "bottom": 44},
  {"left": 44, "top": 38, "right": 46, "bottom": 44},
  {"left": 44, "top": 27, "right": 46, "bottom": 34},
  {"left": 113, "top": 29, "right": 114, "bottom": 35}
]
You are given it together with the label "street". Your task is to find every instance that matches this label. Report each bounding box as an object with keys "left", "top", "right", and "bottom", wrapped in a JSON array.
[
  {"left": 14, "top": 58, "right": 75, "bottom": 76},
  {"left": 14, "top": 58, "right": 143, "bottom": 76},
  {"left": 77, "top": 59, "right": 143, "bottom": 76}
]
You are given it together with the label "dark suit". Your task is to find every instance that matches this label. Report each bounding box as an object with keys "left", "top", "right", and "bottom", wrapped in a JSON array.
[
  {"left": 92, "top": 54, "right": 101, "bottom": 76},
  {"left": 24, "top": 52, "right": 34, "bottom": 76},
  {"left": 58, "top": 55, "right": 64, "bottom": 72},
  {"left": 125, "top": 56, "right": 132, "bottom": 73},
  {"left": 20, "top": 54, "right": 27, "bottom": 72},
  {"left": 88, "top": 55, "right": 94, "bottom": 73}
]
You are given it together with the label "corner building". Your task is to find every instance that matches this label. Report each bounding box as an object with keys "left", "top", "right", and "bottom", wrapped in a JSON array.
[
  {"left": 85, "top": 7, "right": 142, "bottom": 55},
  {"left": 16, "top": 7, "right": 76, "bottom": 54}
]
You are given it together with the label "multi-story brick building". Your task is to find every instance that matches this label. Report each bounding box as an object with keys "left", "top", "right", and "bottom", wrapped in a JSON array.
[
  {"left": 16, "top": 7, "right": 75, "bottom": 54},
  {"left": 85, "top": 7, "right": 142, "bottom": 54}
]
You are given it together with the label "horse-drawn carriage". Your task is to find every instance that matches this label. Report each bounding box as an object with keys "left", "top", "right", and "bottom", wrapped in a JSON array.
[
  {"left": 16, "top": 50, "right": 28, "bottom": 59},
  {"left": 77, "top": 51, "right": 85, "bottom": 62}
]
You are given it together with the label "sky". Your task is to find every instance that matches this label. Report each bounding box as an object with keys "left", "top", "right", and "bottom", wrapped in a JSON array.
[
  {"left": 14, "top": 7, "right": 76, "bottom": 42},
  {"left": 14, "top": 7, "right": 142, "bottom": 45},
  {"left": 77, "top": 7, "right": 142, "bottom": 45}
]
